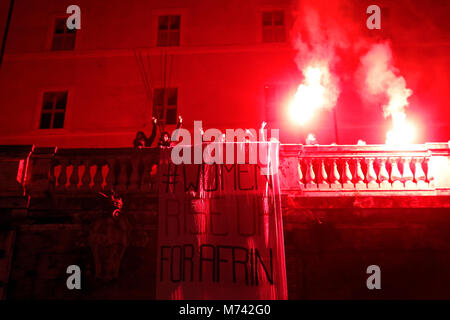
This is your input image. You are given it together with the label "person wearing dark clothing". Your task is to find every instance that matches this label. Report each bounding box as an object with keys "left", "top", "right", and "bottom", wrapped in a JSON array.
[
  {"left": 158, "top": 115, "right": 183, "bottom": 147},
  {"left": 133, "top": 117, "right": 158, "bottom": 148},
  {"left": 158, "top": 131, "right": 171, "bottom": 148},
  {"left": 133, "top": 131, "right": 147, "bottom": 148}
]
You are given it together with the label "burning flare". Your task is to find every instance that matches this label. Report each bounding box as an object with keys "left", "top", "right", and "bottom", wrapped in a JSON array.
[
  {"left": 386, "top": 113, "right": 416, "bottom": 145},
  {"left": 359, "top": 42, "right": 415, "bottom": 145},
  {"left": 290, "top": 65, "right": 334, "bottom": 126}
]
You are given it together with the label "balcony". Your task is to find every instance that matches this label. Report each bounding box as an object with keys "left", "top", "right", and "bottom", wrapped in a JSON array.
[
  {"left": 279, "top": 142, "right": 450, "bottom": 196},
  {"left": 0, "top": 143, "right": 449, "bottom": 199},
  {"left": 21, "top": 147, "right": 160, "bottom": 197}
]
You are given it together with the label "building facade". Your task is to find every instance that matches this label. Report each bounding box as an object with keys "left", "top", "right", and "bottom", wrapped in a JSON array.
[
  {"left": 1, "top": 0, "right": 449, "bottom": 148},
  {"left": 0, "top": 0, "right": 450, "bottom": 300},
  {"left": 0, "top": 0, "right": 306, "bottom": 148}
]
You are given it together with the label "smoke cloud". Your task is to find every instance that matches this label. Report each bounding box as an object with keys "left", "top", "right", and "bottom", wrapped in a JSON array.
[
  {"left": 291, "top": 0, "right": 415, "bottom": 143},
  {"left": 358, "top": 42, "right": 412, "bottom": 120},
  {"left": 292, "top": 0, "right": 364, "bottom": 111}
]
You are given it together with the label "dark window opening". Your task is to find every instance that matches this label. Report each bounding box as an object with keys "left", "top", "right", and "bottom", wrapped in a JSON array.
[
  {"left": 157, "top": 15, "right": 180, "bottom": 47},
  {"left": 153, "top": 88, "right": 178, "bottom": 125},
  {"left": 262, "top": 11, "right": 285, "bottom": 43},
  {"left": 39, "top": 91, "right": 68, "bottom": 129},
  {"left": 51, "top": 17, "right": 76, "bottom": 51}
]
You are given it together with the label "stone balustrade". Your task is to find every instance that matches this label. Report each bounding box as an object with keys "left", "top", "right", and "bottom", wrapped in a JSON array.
[
  {"left": 278, "top": 142, "right": 450, "bottom": 195},
  {"left": 27, "top": 147, "right": 160, "bottom": 196},
  {"left": 1, "top": 143, "right": 450, "bottom": 198}
]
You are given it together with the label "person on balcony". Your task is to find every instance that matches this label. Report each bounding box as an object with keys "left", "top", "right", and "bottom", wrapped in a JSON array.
[
  {"left": 159, "top": 115, "right": 183, "bottom": 148},
  {"left": 133, "top": 131, "right": 147, "bottom": 148},
  {"left": 133, "top": 117, "right": 158, "bottom": 148}
]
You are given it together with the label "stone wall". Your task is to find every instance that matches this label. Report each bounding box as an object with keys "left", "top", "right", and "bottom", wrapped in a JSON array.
[
  {"left": 1, "top": 144, "right": 450, "bottom": 299},
  {"left": 283, "top": 196, "right": 450, "bottom": 299}
]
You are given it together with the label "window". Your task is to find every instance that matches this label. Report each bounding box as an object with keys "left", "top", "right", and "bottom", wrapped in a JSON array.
[
  {"left": 39, "top": 91, "right": 68, "bottom": 129},
  {"left": 157, "top": 15, "right": 180, "bottom": 47},
  {"left": 153, "top": 88, "right": 178, "bottom": 124},
  {"left": 51, "top": 17, "right": 76, "bottom": 50},
  {"left": 262, "top": 11, "right": 285, "bottom": 43}
]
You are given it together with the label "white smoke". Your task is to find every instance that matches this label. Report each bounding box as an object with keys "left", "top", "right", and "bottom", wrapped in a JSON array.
[
  {"left": 359, "top": 42, "right": 412, "bottom": 118},
  {"left": 358, "top": 42, "right": 415, "bottom": 144}
]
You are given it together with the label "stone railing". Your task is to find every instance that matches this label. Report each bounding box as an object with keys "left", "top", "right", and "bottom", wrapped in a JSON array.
[
  {"left": 26, "top": 147, "right": 160, "bottom": 197},
  {"left": 279, "top": 143, "right": 450, "bottom": 195},
  {"left": 1, "top": 143, "right": 449, "bottom": 198}
]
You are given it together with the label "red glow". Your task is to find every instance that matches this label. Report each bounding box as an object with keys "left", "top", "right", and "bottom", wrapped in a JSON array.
[
  {"left": 289, "top": 66, "right": 329, "bottom": 126},
  {"left": 386, "top": 114, "right": 417, "bottom": 145}
]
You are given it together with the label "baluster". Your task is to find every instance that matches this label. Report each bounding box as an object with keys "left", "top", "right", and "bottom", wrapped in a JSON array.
[
  {"left": 425, "top": 158, "right": 434, "bottom": 188},
  {"left": 317, "top": 159, "right": 329, "bottom": 189},
  {"left": 378, "top": 158, "right": 390, "bottom": 189},
  {"left": 57, "top": 160, "right": 68, "bottom": 191},
  {"left": 150, "top": 150, "right": 160, "bottom": 191},
  {"left": 329, "top": 159, "right": 341, "bottom": 189},
  {"left": 65, "top": 163, "right": 74, "bottom": 190},
  {"left": 80, "top": 161, "right": 92, "bottom": 191},
  {"left": 109, "top": 159, "right": 120, "bottom": 191},
  {"left": 128, "top": 154, "right": 142, "bottom": 192},
  {"left": 297, "top": 160, "right": 304, "bottom": 187},
  {"left": 77, "top": 162, "right": 85, "bottom": 189},
  {"left": 150, "top": 163, "right": 159, "bottom": 192},
  {"left": 48, "top": 164, "right": 56, "bottom": 191},
  {"left": 145, "top": 153, "right": 161, "bottom": 192},
  {"left": 354, "top": 159, "right": 366, "bottom": 189},
  {"left": 138, "top": 156, "right": 145, "bottom": 190},
  {"left": 92, "top": 162, "right": 103, "bottom": 192},
  {"left": 89, "top": 164, "right": 98, "bottom": 189},
  {"left": 102, "top": 163, "right": 110, "bottom": 191},
  {"left": 390, "top": 158, "right": 402, "bottom": 189},
  {"left": 53, "top": 163, "right": 62, "bottom": 189},
  {"left": 414, "top": 158, "right": 427, "bottom": 189},
  {"left": 342, "top": 159, "right": 353, "bottom": 189},
  {"left": 365, "top": 158, "right": 378, "bottom": 189},
  {"left": 141, "top": 155, "right": 153, "bottom": 192},
  {"left": 68, "top": 161, "right": 79, "bottom": 191},
  {"left": 116, "top": 158, "right": 130, "bottom": 193},
  {"left": 401, "top": 157, "right": 414, "bottom": 189},
  {"left": 304, "top": 159, "right": 316, "bottom": 189}
]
